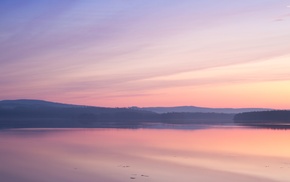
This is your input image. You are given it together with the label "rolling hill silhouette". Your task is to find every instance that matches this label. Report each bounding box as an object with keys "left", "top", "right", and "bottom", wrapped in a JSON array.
[{"left": 0, "top": 99, "right": 282, "bottom": 129}]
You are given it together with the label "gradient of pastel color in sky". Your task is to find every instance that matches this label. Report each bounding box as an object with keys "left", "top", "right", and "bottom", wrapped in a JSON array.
[{"left": 0, "top": 0, "right": 290, "bottom": 108}]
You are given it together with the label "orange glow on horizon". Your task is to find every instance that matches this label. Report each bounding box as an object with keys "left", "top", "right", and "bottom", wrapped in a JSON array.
[{"left": 43, "top": 80, "right": 290, "bottom": 110}]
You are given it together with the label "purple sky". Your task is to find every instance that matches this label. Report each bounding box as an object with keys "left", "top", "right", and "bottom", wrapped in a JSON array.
[{"left": 1, "top": 0, "right": 290, "bottom": 108}]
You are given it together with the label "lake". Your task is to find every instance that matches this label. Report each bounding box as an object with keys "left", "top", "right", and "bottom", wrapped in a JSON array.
[{"left": 0, "top": 125, "right": 290, "bottom": 182}]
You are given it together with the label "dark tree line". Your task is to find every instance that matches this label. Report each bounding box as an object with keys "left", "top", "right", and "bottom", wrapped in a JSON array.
[
  {"left": 234, "top": 110, "right": 290, "bottom": 123},
  {"left": 0, "top": 106, "right": 234, "bottom": 129},
  {"left": 2, "top": 100, "right": 289, "bottom": 129},
  {"left": 233, "top": 110, "right": 290, "bottom": 129}
]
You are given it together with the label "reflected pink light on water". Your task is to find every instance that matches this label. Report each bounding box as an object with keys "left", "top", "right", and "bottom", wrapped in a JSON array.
[
  {"left": 61, "top": 128, "right": 290, "bottom": 157},
  {"left": 1, "top": 128, "right": 290, "bottom": 182}
]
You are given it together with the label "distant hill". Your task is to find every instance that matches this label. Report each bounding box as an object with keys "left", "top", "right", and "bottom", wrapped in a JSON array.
[
  {"left": 4, "top": 99, "right": 286, "bottom": 129},
  {"left": 0, "top": 99, "right": 80, "bottom": 109},
  {"left": 134, "top": 106, "right": 270, "bottom": 114},
  {"left": 0, "top": 99, "right": 237, "bottom": 129},
  {"left": 0, "top": 99, "right": 156, "bottom": 128},
  {"left": 1, "top": 100, "right": 270, "bottom": 114}
]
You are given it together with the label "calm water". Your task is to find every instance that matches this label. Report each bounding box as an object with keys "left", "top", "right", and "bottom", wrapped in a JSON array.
[{"left": 0, "top": 126, "right": 290, "bottom": 182}]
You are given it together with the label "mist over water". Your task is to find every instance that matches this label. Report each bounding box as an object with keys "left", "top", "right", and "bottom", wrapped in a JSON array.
[{"left": 1, "top": 126, "right": 290, "bottom": 182}]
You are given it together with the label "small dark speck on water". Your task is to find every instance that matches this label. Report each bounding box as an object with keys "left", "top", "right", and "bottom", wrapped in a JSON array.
[{"left": 141, "top": 174, "right": 149, "bottom": 177}]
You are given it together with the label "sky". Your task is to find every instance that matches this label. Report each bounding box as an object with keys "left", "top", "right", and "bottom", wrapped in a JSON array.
[{"left": 0, "top": 0, "right": 290, "bottom": 109}]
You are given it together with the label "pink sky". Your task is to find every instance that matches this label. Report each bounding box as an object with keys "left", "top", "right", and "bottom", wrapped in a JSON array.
[{"left": 0, "top": 0, "right": 290, "bottom": 109}]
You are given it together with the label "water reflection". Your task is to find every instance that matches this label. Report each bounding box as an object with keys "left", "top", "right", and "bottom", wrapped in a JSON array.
[
  {"left": 237, "top": 123, "right": 290, "bottom": 130},
  {"left": 0, "top": 127, "right": 290, "bottom": 182}
]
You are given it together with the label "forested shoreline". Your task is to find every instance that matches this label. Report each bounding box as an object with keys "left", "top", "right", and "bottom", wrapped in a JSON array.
[
  {"left": 1, "top": 100, "right": 290, "bottom": 129},
  {"left": 0, "top": 106, "right": 234, "bottom": 128}
]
